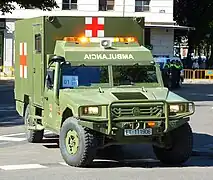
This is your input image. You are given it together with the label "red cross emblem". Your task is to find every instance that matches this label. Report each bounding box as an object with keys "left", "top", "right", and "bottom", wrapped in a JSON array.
[
  {"left": 85, "top": 17, "right": 104, "bottom": 37},
  {"left": 19, "top": 42, "right": 27, "bottom": 78}
]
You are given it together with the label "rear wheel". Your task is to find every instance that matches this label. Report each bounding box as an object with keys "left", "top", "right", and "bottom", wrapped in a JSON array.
[
  {"left": 153, "top": 122, "right": 193, "bottom": 165},
  {"left": 59, "top": 117, "right": 98, "bottom": 167},
  {"left": 24, "top": 104, "right": 44, "bottom": 143}
]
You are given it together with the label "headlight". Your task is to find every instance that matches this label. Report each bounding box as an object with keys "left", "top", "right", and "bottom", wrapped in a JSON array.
[
  {"left": 82, "top": 106, "right": 99, "bottom": 115},
  {"left": 169, "top": 105, "right": 180, "bottom": 112}
]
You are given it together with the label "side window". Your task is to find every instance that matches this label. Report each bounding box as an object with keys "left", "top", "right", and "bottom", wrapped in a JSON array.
[
  {"left": 35, "top": 34, "right": 41, "bottom": 53},
  {"left": 46, "top": 69, "right": 55, "bottom": 89}
]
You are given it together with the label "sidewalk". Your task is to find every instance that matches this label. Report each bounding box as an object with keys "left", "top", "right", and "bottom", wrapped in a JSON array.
[
  {"left": 0, "top": 76, "right": 14, "bottom": 80},
  {"left": 183, "top": 79, "right": 213, "bottom": 84}
]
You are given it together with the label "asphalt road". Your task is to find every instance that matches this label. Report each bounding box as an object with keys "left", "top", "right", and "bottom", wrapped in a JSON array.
[{"left": 1, "top": 80, "right": 213, "bottom": 180}]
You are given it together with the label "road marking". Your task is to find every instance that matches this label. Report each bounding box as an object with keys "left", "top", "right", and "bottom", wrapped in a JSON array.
[
  {"left": 93, "top": 159, "right": 118, "bottom": 162},
  {"left": 0, "top": 141, "right": 9, "bottom": 145},
  {"left": 59, "top": 162, "right": 69, "bottom": 166},
  {"left": 0, "top": 121, "right": 19, "bottom": 125},
  {"left": 2, "top": 133, "right": 25, "bottom": 137},
  {"left": 0, "top": 136, "right": 26, "bottom": 142},
  {"left": 0, "top": 164, "right": 47, "bottom": 170},
  {"left": 44, "top": 130, "right": 55, "bottom": 135}
]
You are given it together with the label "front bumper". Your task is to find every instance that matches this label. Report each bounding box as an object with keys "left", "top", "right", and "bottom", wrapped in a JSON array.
[
  {"left": 107, "top": 100, "right": 195, "bottom": 135},
  {"left": 79, "top": 100, "right": 195, "bottom": 136}
]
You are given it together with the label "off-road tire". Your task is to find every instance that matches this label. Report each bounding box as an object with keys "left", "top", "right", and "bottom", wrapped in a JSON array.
[
  {"left": 24, "top": 104, "right": 44, "bottom": 143},
  {"left": 59, "top": 117, "right": 98, "bottom": 167},
  {"left": 153, "top": 122, "right": 193, "bottom": 165}
]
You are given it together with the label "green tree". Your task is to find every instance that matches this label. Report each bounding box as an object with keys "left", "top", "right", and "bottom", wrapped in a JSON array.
[
  {"left": 0, "top": 0, "right": 58, "bottom": 13},
  {"left": 174, "top": 0, "right": 213, "bottom": 67}
]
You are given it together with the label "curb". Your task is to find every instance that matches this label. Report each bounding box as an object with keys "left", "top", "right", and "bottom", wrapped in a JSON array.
[
  {"left": 183, "top": 79, "right": 213, "bottom": 84},
  {"left": 0, "top": 77, "right": 14, "bottom": 80}
]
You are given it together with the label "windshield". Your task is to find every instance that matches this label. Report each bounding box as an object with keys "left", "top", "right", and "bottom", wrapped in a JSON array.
[
  {"left": 60, "top": 64, "right": 109, "bottom": 89},
  {"left": 112, "top": 65, "right": 158, "bottom": 86},
  {"left": 60, "top": 64, "right": 158, "bottom": 89}
]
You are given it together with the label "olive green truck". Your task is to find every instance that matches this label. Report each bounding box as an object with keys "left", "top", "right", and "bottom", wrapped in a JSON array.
[{"left": 14, "top": 16, "right": 195, "bottom": 167}]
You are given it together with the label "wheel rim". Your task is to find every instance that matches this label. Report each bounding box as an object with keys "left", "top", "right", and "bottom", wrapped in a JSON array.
[{"left": 65, "top": 130, "right": 79, "bottom": 155}]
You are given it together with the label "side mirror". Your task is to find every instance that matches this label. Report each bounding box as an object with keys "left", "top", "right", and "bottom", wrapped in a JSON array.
[{"left": 48, "top": 55, "right": 65, "bottom": 68}]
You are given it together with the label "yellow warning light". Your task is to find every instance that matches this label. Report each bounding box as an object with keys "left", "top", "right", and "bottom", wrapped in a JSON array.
[
  {"left": 79, "top": 36, "right": 90, "bottom": 43},
  {"left": 147, "top": 121, "right": 156, "bottom": 127},
  {"left": 120, "top": 38, "right": 125, "bottom": 42},
  {"left": 63, "top": 36, "right": 90, "bottom": 43},
  {"left": 114, "top": 37, "right": 119, "bottom": 42},
  {"left": 63, "top": 37, "right": 76, "bottom": 41},
  {"left": 126, "top": 37, "right": 136, "bottom": 42},
  {"left": 113, "top": 37, "right": 137, "bottom": 43}
]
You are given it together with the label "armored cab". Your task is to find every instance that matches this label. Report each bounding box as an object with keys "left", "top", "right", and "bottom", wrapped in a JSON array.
[{"left": 14, "top": 16, "right": 195, "bottom": 168}]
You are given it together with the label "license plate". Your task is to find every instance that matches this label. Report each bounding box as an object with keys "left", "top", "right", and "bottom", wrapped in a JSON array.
[{"left": 124, "top": 128, "right": 152, "bottom": 136}]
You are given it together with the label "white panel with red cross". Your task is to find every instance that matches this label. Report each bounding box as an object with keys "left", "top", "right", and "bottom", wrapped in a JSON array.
[
  {"left": 85, "top": 17, "right": 104, "bottom": 38},
  {"left": 19, "top": 42, "right": 27, "bottom": 79}
]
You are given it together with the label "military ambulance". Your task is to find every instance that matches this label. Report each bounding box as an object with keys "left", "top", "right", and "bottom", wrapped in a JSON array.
[{"left": 14, "top": 16, "right": 195, "bottom": 167}]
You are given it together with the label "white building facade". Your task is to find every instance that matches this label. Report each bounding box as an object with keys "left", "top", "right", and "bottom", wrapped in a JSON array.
[{"left": 0, "top": 0, "right": 176, "bottom": 75}]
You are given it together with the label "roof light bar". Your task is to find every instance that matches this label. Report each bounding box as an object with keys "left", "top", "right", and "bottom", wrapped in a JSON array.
[
  {"left": 63, "top": 36, "right": 137, "bottom": 43},
  {"left": 63, "top": 36, "right": 90, "bottom": 43}
]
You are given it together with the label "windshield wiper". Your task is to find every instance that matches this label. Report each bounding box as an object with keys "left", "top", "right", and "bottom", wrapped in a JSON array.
[{"left": 117, "top": 82, "right": 135, "bottom": 86}]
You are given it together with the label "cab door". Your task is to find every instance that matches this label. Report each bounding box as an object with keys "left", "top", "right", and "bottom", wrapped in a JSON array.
[{"left": 43, "top": 69, "right": 58, "bottom": 130}]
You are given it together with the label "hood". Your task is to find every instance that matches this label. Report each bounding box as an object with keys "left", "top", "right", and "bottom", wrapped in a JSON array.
[{"left": 61, "top": 86, "right": 187, "bottom": 106}]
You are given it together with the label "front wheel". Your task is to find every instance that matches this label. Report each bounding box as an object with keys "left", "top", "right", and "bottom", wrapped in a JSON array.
[
  {"left": 59, "top": 117, "right": 98, "bottom": 167},
  {"left": 153, "top": 122, "right": 193, "bottom": 165}
]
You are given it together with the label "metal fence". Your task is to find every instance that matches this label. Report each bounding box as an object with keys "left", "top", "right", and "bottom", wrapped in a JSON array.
[{"left": 183, "top": 69, "right": 213, "bottom": 80}]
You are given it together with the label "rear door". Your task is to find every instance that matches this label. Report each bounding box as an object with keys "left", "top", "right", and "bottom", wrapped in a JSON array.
[{"left": 32, "top": 23, "right": 43, "bottom": 105}]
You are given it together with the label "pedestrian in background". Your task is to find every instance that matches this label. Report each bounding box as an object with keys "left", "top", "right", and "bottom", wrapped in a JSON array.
[
  {"left": 175, "top": 60, "right": 183, "bottom": 88},
  {"left": 170, "top": 60, "right": 178, "bottom": 89},
  {"left": 192, "top": 60, "right": 199, "bottom": 69},
  {"left": 162, "top": 59, "right": 171, "bottom": 88}
]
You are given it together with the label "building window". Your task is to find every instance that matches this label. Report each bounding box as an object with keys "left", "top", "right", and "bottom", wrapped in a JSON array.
[
  {"left": 135, "top": 0, "right": 150, "bottom": 12},
  {"left": 62, "top": 0, "right": 78, "bottom": 10},
  {"left": 99, "top": 0, "right": 114, "bottom": 11},
  {"left": 145, "top": 28, "right": 151, "bottom": 46}
]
